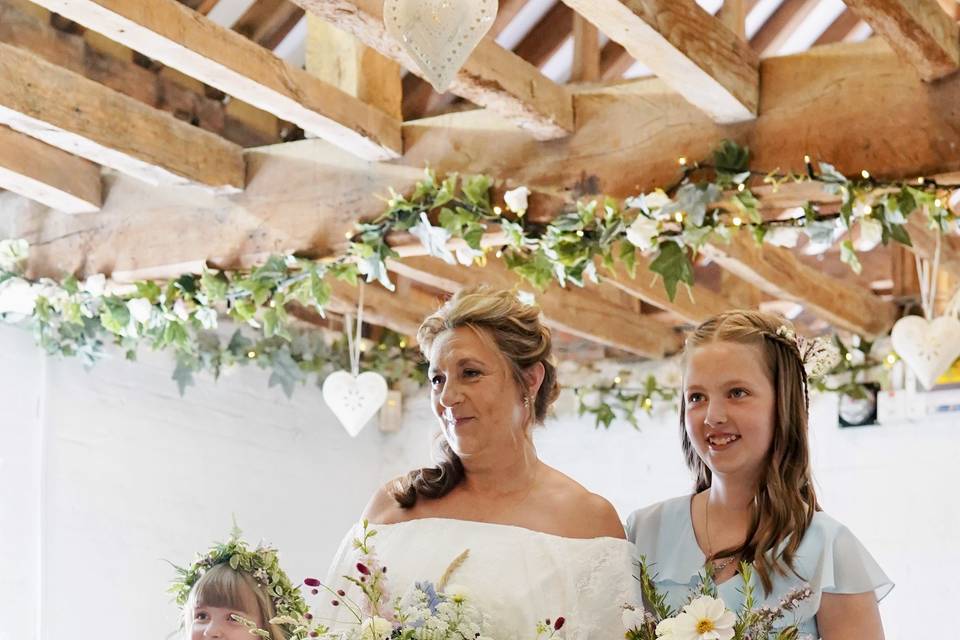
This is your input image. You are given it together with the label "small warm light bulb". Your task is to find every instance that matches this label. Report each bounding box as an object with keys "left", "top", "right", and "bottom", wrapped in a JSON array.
[
  {"left": 917, "top": 177, "right": 925, "bottom": 185},
  {"left": 642, "top": 398, "right": 653, "bottom": 410},
  {"left": 732, "top": 216, "right": 743, "bottom": 227},
  {"left": 247, "top": 351, "right": 256, "bottom": 359},
  {"left": 493, "top": 206, "right": 503, "bottom": 215},
  {"left": 737, "top": 183, "right": 746, "bottom": 192},
  {"left": 613, "top": 376, "right": 622, "bottom": 385},
  {"left": 269, "top": 300, "right": 277, "bottom": 308},
  {"left": 576, "top": 230, "right": 585, "bottom": 237},
  {"left": 863, "top": 205, "right": 872, "bottom": 216},
  {"left": 803, "top": 154, "right": 811, "bottom": 164},
  {"left": 845, "top": 352, "right": 853, "bottom": 362},
  {"left": 674, "top": 211, "right": 685, "bottom": 223},
  {"left": 678, "top": 156, "right": 688, "bottom": 167},
  {"left": 344, "top": 231, "right": 353, "bottom": 239},
  {"left": 495, "top": 250, "right": 503, "bottom": 258},
  {"left": 861, "top": 170, "right": 870, "bottom": 180},
  {"left": 399, "top": 339, "right": 407, "bottom": 349},
  {"left": 935, "top": 198, "right": 943, "bottom": 208},
  {"left": 886, "top": 353, "right": 898, "bottom": 365}
]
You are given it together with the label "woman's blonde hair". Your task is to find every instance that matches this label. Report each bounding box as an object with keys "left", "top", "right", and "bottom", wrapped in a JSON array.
[
  {"left": 182, "top": 564, "right": 288, "bottom": 640},
  {"left": 391, "top": 286, "right": 560, "bottom": 508},
  {"left": 680, "top": 309, "right": 819, "bottom": 595}
]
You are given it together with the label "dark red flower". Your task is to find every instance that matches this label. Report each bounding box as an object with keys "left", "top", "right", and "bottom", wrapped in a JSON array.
[
  {"left": 356, "top": 562, "right": 370, "bottom": 575},
  {"left": 303, "top": 577, "right": 321, "bottom": 587},
  {"left": 554, "top": 617, "right": 565, "bottom": 630}
]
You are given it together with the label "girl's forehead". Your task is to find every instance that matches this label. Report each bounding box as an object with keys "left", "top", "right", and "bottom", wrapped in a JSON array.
[{"left": 684, "top": 341, "right": 768, "bottom": 380}]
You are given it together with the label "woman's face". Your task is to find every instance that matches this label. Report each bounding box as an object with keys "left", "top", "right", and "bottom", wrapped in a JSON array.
[
  {"left": 683, "top": 340, "right": 777, "bottom": 484},
  {"left": 189, "top": 603, "right": 263, "bottom": 640},
  {"left": 427, "top": 326, "right": 533, "bottom": 457}
]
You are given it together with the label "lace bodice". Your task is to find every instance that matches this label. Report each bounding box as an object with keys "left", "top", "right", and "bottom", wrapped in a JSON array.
[{"left": 319, "top": 518, "right": 638, "bottom": 639}]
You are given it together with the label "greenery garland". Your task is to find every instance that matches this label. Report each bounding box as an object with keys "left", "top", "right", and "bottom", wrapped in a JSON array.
[{"left": 0, "top": 141, "right": 951, "bottom": 398}]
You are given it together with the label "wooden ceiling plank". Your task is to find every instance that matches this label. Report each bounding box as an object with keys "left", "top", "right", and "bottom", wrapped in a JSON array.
[{"left": 30, "top": 0, "right": 402, "bottom": 160}]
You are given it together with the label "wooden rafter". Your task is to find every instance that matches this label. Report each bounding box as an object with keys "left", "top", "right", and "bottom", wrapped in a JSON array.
[
  {"left": 0, "top": 0, "right": 283, "bottom": 147},
  {"left": 599, "top": 41, "right": 634, "bottom": 80},
  {"left": 327, "top": 278, "right": 435, "bottom": 338},
  {"left": 30, "top": 0, "right": 402, "bottom": 160},
  {"left": 843, "top": 0, "right": 960, "bottom": 80},
  {"left": 231, "top": 0, "right": 305, "bottom": 50},
  {"left": 388, "top": 256, "right": 683, "bottom": 358},
  {"left": 700, "top": 234, "right": 895, "bottom": 337},
  {"left": 572, "top": 12, "right": 601, "bottom": 82},
  {"left": 515, "top": 2, "right": 574, "bottom": 69},
  {"left": 561, "top": 0, "right": 759, "bottom": 123},
  {"left": 293, "top": 0, "right": 574, "bottom": 139},
  {"left": 750, "top": 0, "right": 821, "bottom": 57},
  {"left": 0, "top": 41, "right": 244, "bottom": 192},
  {"left": 306, "top": 13, "right": 402, "bottom": 120},
  {"left": 813, "top": 8, "right": 864, "bottom": 46},
  {"left": 0, "top": 125, "right": 102, "bottom": 213}
]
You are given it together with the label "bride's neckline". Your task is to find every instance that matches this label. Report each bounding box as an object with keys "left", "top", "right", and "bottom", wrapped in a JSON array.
[{"left": 365, "top": 516, "right": 631, "bottom": 544}]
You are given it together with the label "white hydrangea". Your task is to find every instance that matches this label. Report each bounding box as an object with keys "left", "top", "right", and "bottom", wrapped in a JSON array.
[{"left": 503, "top": 186, "right": 530, "bottom": 214}]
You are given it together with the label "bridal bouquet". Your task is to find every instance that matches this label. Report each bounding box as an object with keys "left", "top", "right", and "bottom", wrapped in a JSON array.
[
  {"left": 261, "top": 521, "right": 566, "bottom": 640},
  {"left": 621, "top": 558, "right": 813, "bottom": 640}
]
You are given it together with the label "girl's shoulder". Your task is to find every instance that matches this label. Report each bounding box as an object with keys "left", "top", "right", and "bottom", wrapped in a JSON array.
[{"left": 625, "top": 494, "right": 692, "bottom": 540}]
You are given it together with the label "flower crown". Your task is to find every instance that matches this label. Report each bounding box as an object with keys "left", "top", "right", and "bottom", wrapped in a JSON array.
[
  {"left": 775, "top": 325, "right": 841, "bottom": 379},
  {"left": 169, "top": 526, "right": 311, "bottom": 640}
]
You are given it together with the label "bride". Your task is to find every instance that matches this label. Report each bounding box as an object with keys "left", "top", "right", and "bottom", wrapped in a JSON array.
[{"left": 321, "top": 286, "right": 636, "bottom": 638}]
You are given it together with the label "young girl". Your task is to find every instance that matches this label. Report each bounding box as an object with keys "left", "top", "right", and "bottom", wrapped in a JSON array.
[
  {"left": 174, "top": 534, "right": 306, "bottom": 640},
  {"left": 627, "top": 310, "right": 892, "bottom": 639}
]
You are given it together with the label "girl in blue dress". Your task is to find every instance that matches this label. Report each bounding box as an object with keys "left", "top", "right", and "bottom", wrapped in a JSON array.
[{"left": 627, "top": 310, "right": 892, "bottom": 639}]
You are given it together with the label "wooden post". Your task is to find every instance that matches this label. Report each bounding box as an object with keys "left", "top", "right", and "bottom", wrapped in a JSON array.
[
  {"left": 718, "top": 0, "right": 747, "bottom": 39},
  {"left": 571, "top": 12, "right": 601, "bottom": 82}
]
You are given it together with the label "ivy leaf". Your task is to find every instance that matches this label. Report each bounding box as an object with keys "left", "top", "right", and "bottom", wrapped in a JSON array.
[
  {"left": 268, "top": 349, "right": 304, "bottom": 398},
  {"left": 461, "top": 174, "right": 492, "bottom": 207},
  {"left": 713, "top": 139, "right": 750, "bottom": 173},
  {"left": 648, "top": 241, "right": 694, "bottom": 302},
  {"left": 887, "top": 221, "right": 912, "bottom": 247},
  {"left": 840, "top": 240, "right": 862, "bottom": 274},
  {"left": 172, "top": 357, "right": 196, "bottom": 396},
  {"left": 501, "top": 219, "right": 526, "bottom": 248},
  {"left": 310, "top": 272, "right": 331, "bottom": 310},
  {"left": 201, "top": 270, "right": 229, "bottom": 303},
  {"left": 227, "top": 330, "right": 253, "bottom": 357},
  {"left": 593, "top": 403, "right": 616, "bottom": 429},
  {"left": 618, "top": 242, "right": 637, "bottom": 278}
]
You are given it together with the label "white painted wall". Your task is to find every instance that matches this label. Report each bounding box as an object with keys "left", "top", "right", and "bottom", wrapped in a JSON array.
[{"left": 0, "top": 324, "right": 953, "bottom": 639}]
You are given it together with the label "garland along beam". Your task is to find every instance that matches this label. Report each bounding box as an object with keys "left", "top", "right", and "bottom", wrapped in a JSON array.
[
  {"left": 401, "top": 38, "right": 960, "bottom": 197},
  {"left": 389, "top": 256, "right": 683, "bottom": 358}
]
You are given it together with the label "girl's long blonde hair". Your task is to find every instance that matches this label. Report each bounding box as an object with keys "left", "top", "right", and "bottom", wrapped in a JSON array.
[{"left": 680, "top": 310, "right": 819, "bottom": 595}]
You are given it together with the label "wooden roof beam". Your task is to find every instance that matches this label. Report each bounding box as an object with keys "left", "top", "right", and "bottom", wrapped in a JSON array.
[
  {"left": 389, "top": 255, "right": 683, "bottom": 358},
  {"left": 515, "top": 3, "right": 574, "bottom": 69},
  {"left": 750, "top": 0, "right": 820, "bottom": 57},
  {"left": 0, "top": 125, "right": 102, "bottom": 213},
  {"left": 843, "top": 0, "right": 960, "bottom": 80},
  {"left": 231, "top": 0, "right": 305, "bottom": 50},
  {"left": 701, "top": 233, "right": 895, "bottom": 337},
  {"left": 0, "top": 41, "right": 244, "bottom": 193},
  {"left": 293, "top": 0, "right": 574, "bottom": 140},
  {"left": 561, "top": 0, "right": 758, "bottom": 123},
  {"left": 813, "top": 8, "right": 865, "bottom": 46},
  {"left": 30, "top": 0, "right": 402, "bottom": 160}
]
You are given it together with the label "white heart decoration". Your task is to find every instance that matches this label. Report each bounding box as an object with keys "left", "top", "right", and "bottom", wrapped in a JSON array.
[
  {"left": 322, "top": 370, "right": 389, "bottom": 437},
  {"left": 890, "top": 315, "right": 960, "bottom": 390},
  {"left": 384, "top": 0, "right": 497, "bottom": 93}
]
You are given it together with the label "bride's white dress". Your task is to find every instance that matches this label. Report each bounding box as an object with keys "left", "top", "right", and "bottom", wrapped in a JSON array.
[{"left": 319, "top": 518, "right": 638, "bottom": 639}]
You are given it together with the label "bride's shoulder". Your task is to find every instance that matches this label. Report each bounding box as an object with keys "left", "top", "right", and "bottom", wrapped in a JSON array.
[
  {"left": 538, "top": 466, "right": 626, "bottom": 540},
  {"left": 361, "top": 480, "right": 411, "bottom": 525}
]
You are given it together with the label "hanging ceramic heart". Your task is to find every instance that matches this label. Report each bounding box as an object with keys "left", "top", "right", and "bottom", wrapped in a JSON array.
[
  {"left": 890, "top": 315, "right": 960, "bottom": 390},
  {"left": 322, "top": 370, "right": 389, "bottom": 437},
  {"left": 384, "top": 0, "right": 497, "bottom": 93}
]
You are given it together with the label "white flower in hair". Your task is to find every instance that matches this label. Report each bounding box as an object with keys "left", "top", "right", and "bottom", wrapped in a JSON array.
[{"left": 777, "top": 325, "right": 841, "bottom": 379}]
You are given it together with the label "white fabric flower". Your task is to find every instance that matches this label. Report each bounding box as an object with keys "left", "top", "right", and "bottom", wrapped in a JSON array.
[
  {"left": 626, "top": 189, "right": 671, "bottom": 214},
  {"left": 0, "top": 238, "right": 28, "bottom": 273},
  {"left": 504, "top": 186, "right": 530, "bottom": 214},
  {"left": 195, "top": 307, "right": 218, "bottom": 330},
  {"left": 622, "top": 607, "right": 645, "bottom": 632},
  {"left": 854, "top": 217, "right": 883, "bottom": 252},
  {"left": 949, "top": 188, "right": 960, "bottom": 212},
  {"left": 626, "top": 215, "right": 659, "bottom": 252},
  {"left": 672, "top": 595, "right": 735, "bottom": 640},
  {"left": 359, "top": 616, "right": 393, "bottom": 640},
  {"left": 0, "top": 277, "right": 39, "bottom": 315},
  {"left": 126, "top": 297, "right": 153, "bottom": 324},
  {"left": 455, "top": 245, "right": 484, "bottom": 266},
  {"left": 81, "top": 273, "right": 106, "bottom": 297},
  {"left": 173, "top": 298, "right": 190, "bottom": 321},
  {"left": 764, "top": 226, "right": 800, "bottom": 248}
]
